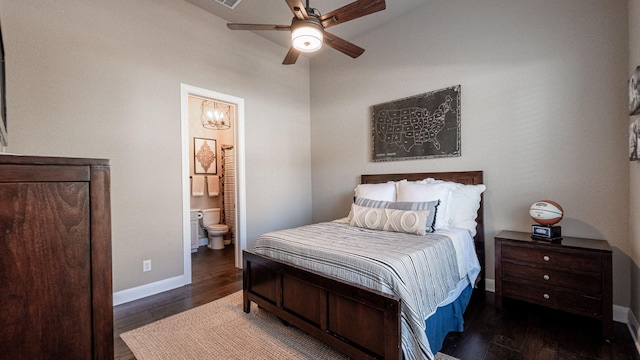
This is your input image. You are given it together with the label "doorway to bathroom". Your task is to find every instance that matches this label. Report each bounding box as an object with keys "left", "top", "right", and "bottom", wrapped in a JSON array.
[{"left": 180, "top": 84, "right": 246, "bottom": 285}]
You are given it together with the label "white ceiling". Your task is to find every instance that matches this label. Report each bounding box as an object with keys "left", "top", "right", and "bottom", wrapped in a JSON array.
[{"left": 183, "top": 0, "right": 427, "bottom": 50}]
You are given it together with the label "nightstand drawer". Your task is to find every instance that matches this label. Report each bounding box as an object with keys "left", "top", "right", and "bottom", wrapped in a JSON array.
[
  {"left": 495, "top": 230, "right": 613, "bottom": 339},
  {"left": 502, "top": 261, "right": 601, "bottom": 295},
  {"left": 502, "top": 244, "right": 601, "bottom": 273},
  {"left": 502, "top": 279, "right": 602, "bottom": 316}
]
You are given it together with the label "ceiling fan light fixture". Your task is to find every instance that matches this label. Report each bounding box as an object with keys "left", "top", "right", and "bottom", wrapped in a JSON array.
[
  {"left": 226, "top": 0, "right": 387, "bottom": 64},
  {"left": 291, "top": 20, "right": 323, "bottom": 53}
]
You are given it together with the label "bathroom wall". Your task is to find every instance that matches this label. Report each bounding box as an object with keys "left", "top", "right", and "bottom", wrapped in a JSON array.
[{"left": 188, "top": 95, "right": 234, "bottom": 212}]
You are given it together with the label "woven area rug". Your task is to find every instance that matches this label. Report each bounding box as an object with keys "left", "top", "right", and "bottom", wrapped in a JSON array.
[{"left": 121, "top": 291, "right": 458, "bottom": 360}]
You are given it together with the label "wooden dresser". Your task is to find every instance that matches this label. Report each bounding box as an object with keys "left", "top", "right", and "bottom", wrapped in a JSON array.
[
  {"left": 0, "top": 155, "right": 113, "bottom": 359},
  {"left": 494, "top": 230, "right": 612, "bottom": 339}
]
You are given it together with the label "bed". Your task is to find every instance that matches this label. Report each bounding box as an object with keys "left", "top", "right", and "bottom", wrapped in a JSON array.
[{"left": 242, "top": 171, "right": 485, "bottom": 360}]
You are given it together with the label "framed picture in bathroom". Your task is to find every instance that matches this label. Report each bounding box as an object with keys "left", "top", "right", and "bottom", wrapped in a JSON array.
[{"left": 194, "top": 137, "right": 217, "bottom": 174}]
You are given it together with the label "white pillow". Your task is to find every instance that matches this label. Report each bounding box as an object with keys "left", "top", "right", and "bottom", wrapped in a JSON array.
[
  {"left": 450, "top": 184, "right": 485, "bottom": 235},
  {"left": 424, "top": 179, "right": 486, "bottom": 236},
  {"left": 349, "top": 204, "right": 430, "bottom": 236},
  {"left": 395, "top": 180, "right": 456, "bottom": 230},
  {"left": 353, "top": 181, "right": 396, "bottom": 202}
]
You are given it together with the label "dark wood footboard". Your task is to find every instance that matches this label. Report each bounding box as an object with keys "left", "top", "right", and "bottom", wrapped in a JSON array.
[
  {"left": 243, "top": 170, "right": 484, "bottom": 359},
  {"left": 243, "top": 251, "right": 401, "bottom": 360}
]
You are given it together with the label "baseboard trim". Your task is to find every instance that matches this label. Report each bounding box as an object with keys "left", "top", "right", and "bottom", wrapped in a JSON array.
[
  {"left": 627, "top": 307, "right": 640, "bottom": 356},
  {"left": 199, "top": 236, "right": 208, "bottom": 247},
  {"left": 485, "top": 278, "right": 495, "bottom": 293},
  {"left": 614, "top": 304, "right": 630, "bottom": 324},
  {"left": 113, "top": 275, "right": 186, "bottom": 306}
]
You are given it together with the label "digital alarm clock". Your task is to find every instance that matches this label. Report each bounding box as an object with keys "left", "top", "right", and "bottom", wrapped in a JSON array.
[{"left": 531, "top": 224, "right": 562, "bottom": 241}]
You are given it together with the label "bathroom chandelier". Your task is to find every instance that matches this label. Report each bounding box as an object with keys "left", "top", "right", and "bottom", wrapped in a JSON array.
[{"left": 201, "top": 100, "right": 231, "bottom": 130}]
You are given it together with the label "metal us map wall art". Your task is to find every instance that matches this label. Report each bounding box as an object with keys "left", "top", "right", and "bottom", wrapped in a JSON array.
[{"left": 371, "top": 85, "right": 461, "bottom": 162}]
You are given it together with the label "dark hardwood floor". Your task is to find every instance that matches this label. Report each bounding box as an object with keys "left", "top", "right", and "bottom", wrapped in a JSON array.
[
  {"left": 113, "top": 245, "right": 242, "bottom": 360},
  {"left": 114, "top": 247, "right": 639, "bottom": 360},
  {"left": 442, "top": 291, "right": 639, "bottom": 360}
]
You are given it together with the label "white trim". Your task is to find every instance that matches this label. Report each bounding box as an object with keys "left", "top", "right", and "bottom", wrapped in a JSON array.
[
  {"left": 627, "top": 306, "right": 640, "bottom": 356},
  {"left": 180, "top": 85, "right": 192, "bottom": 285},
  {"left": 198, "top": 237, "right": 208, "bottom": 247},
  {"left": 234, "top": 94, "right": 247, "bottom": 268},
  {"left": 614, "top": 304, "right": 630, "bottom": 324},
  {"left": 112, "top": 275, "right": 184, "bottom": 306},
  {"left": 180, "top": 84, "right": 247, "bottom": 284},
  {"left": 485, "top": 278, "right": 495, "bottom": 293}
]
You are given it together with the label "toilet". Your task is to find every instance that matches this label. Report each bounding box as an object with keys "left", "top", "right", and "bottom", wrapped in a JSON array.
[{"left": 200, "top": 208, "right": 229, "bottom": 250}]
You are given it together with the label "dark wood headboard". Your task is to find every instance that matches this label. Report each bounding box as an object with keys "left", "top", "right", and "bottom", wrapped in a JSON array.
[{"left": 361, "top": 171, "right": 485, "bottom": 291}]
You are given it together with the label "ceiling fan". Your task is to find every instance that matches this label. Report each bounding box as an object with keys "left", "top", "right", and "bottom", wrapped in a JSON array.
[{"left": 227, "top": 0, "right": 386, "bottom": 65}]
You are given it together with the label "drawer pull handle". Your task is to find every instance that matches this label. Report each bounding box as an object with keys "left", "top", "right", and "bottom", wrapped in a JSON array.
[
  {"left": 543, "top": 255, "right": 550, "bottom": 261},
  {"left": 543, "top": 293, "right": 550, "bottom": 300},
  {"left": 543, "top": 274, "right": 550, "bottom": 281}
]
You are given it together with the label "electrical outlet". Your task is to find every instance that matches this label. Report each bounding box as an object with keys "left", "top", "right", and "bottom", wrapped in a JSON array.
[{"left": 143, "top": 260, "right": 152, "bottom": 272}]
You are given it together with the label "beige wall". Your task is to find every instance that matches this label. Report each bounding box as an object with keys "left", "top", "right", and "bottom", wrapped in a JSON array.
[
  {"left": 1, "top": 0, "right": 637, "bottom": 314},
  {"left": 629, "top": 0, "right": 640, "bottom": 325},
  {"left": 310, "top": 0, "right": 632, "bottom": 306},
  {"left": 1, "top": 0, "right": 313, "bottom": 292}
]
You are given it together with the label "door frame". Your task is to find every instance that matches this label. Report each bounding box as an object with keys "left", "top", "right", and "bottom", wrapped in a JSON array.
[{"left": 180, "top": 83, "right": 247, "bottom": 284}]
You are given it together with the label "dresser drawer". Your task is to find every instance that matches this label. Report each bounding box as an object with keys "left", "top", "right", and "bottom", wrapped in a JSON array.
[
  {"left": 502, "top": 244, "right": 601, "bottom": 273},
  {"left": 502, "top": 261, "right": 601, "bottom": 295},
  {"left": 502, "top": 279, "right": 602, "bottom": 316}
]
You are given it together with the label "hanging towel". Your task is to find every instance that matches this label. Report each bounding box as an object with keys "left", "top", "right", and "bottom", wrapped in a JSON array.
[
  {"left": 191, "top": 175, "right": 205, "bottom": 197},
  {"left": 207, "top": 175, "right": 219, "bottom": 197}
]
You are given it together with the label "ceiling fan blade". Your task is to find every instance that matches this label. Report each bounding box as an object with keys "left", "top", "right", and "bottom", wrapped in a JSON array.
[
  {"left": 320, "top": 0, "right": 386, "bottom": 29},
  {"left": 227, "top": 23, "right": 290, "bottom": 31},
  {"left": 282, "top": 47, "right": 300, "bottom": 65},
  {"left": 323, "top": 31, "right": 365, "bottom": 58},
  {"left": 285, "top": 0, "right": 309, "bottom": 20}
]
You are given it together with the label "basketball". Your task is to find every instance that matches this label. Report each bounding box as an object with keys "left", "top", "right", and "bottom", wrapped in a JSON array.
[{"left": 529, "top": 200, "right": 563, "bottom": 225}]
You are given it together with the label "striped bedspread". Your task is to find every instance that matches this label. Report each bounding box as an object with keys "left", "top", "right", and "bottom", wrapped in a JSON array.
[{"left": 253, "top": 221, "right": 465, "bottom": 360}]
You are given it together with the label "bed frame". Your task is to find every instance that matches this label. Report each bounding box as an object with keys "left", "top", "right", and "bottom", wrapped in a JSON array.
[{"left": 243, "top": 171, "right": 484, "bottom": 360}]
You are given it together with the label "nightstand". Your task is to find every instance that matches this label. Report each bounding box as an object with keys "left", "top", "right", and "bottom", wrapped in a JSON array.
[{"left": 494, "top": 230, "right": 613, "bottom": 340}]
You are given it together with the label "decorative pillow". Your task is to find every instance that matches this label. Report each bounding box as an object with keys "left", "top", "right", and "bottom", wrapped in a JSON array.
[
  {"left": 423, "top": 179, "right": 486, "bottom": 236},
  {"left": 354, "top": 197, "right": 439, "bottom": 233},
  {"left": 349, "top": 204, "right": 430, "bottom": 236},
  {"left": 353, "top": 182, "right": 396, "bottom": 202},
  {"left": 395, "top": 180, "right": 457, "bottom": 230}
]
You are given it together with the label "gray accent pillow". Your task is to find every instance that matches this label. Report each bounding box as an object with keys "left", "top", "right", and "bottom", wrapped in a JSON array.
[{"left": 354, "top": 197, "right": 440, "bottom": 233}]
